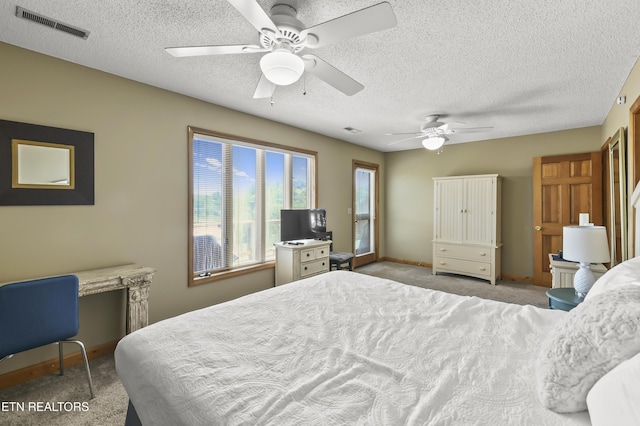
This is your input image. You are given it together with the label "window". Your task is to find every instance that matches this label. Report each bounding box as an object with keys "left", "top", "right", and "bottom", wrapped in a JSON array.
[{"left": 189, "top": 127, "right": 316, "bottom": 286}]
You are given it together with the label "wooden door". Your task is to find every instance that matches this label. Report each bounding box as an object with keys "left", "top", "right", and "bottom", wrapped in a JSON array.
[{"left": 533, "top": 152, "right": 602, "bottom": 287}]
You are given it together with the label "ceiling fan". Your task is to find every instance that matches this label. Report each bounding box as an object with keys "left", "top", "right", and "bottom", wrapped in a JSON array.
[
  {"left": 387, "top": 115, "right": 493, "bottom": 150},
  {"left": 165, "top": 1, "right": 397, "bottom": 99}
]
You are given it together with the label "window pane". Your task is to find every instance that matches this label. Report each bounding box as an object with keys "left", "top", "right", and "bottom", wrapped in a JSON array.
[
  {"left": 355, "top": 169, "right": 372, "bottom": 255},
  {"left": 292, "top": 155, "right": 309, "bottom": 209},
  {"left": 265, "top": 151, "right": 285, "bottom": 259},
  {"left": 233, "top": 145, "right": 257, "bottom": 266},
  {"left": 193, "top": 138, "right": 224, "bottom": 273}
]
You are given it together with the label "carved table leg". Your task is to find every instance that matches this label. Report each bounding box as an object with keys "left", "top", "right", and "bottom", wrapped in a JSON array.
[{"left": 124, "top": 274, "right": 152, "bottom": 333}]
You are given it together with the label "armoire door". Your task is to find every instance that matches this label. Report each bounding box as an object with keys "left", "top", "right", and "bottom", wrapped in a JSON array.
[
  {"left": 532, "top": 152, "right": 602, "bottom": 287},
  {"left": 462, "top": 177, "right": 496, "bottom": 245},
  {"left": 434, "top": 178, "right": 464, "bottom": 242}
]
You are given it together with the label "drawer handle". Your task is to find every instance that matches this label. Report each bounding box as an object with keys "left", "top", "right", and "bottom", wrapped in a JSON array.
[
  {"left": 479, "top": 267, "right": 486, "bottom": 271},
  {"left": 479, "top": 252, "right": 486, "bottom": 256},
  {"left": 306, "top": 253, "right": 311, "bottom": 257},
  {"left": 440, "top": 262, "right": 446, "bottom": 265},
  {"left": 304, "top": 266, "right": 308, "bottom": 271},
  {"left": 320, "top": 250, "right": 325, "bottom": 254},
  {"left": 322, "top": 262, "right": 325, "bottom": 266},
  {"left": 439, "top": 248, "right": 446, "bottom": 252}
]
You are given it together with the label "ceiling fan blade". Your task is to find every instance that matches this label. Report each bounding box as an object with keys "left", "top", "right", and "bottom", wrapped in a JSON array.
[
  {"left": 302, "top": 54, "right": 364, "bottom": 96},
  {"left": 227, "top": 0, "right": 281, "bottom": 36},
  {"left": 165, "top": 44, "right": 265, "bottom": 57},
  {"left": 450, "top": 126, "right": 494, "bottom": 133},
  {"left": 385, "top": 132, "right": 423, "bottom": 136},
  {"left": 387, "top": 135, "right": 423, "bottom": 146},
  {"left": 253, "top": 74, "right": 276, "bottom": 99},
  {"left": 300, "top": 2, "right": 397, "bottom": 49}
]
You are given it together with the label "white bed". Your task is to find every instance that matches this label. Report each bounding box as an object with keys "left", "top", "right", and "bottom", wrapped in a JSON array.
[{"left": 115, "top": 266, "right": 639, "bottom": 426}]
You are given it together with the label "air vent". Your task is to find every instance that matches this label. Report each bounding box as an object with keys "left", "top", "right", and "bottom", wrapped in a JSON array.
[{"left": 15, "top": 6, "right": 90, "bottom": 39}]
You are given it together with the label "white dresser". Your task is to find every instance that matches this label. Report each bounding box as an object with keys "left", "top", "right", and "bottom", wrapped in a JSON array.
[
  {"left": 275, "top": 240, "right": 331, "bottom": 286},
  {"left": 432, "top": 174, "right": 502, "bottom": 285}
]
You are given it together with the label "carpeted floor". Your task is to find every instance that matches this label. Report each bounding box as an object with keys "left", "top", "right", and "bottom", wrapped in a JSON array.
[
  {"left": 0, "top": 262, "right": 549, "bottom": 425},
  {"left": 357, "top": 261, "right": 549, "bottom": 308},
  {"left": 0, "top": 355, "right": 127, "bottom": 426}
]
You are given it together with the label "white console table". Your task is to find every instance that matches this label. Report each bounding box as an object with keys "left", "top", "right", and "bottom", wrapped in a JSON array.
[
  {"left": 275, "top": 240, "right": 331, "bottom": 286},
  {"left": 74, "top": 264, "right": 155, "bottom": 333}
]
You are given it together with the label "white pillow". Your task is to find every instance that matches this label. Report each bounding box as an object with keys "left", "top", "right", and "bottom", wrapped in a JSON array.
[
  {"left": 585, "top": 256, "right": 640, "bottom": 301},
  {"left": 536, "top": 285, "right": 640, "bottom": 413},
  {"left": 587, "top": 351, "right": 640, "bottom": 426}
]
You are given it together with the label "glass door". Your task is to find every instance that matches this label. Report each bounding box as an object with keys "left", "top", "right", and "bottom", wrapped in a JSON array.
[{"left": 353, "top": 161, "right": 378, "bottom": 267}]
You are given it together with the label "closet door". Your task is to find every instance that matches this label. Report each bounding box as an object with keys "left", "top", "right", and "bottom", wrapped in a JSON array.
[
  {"left": 462, "top": 177, "right": 496, "bottom": 245},
  {"left": 434, "top": 178, "right": 464, "bottom": 242}
]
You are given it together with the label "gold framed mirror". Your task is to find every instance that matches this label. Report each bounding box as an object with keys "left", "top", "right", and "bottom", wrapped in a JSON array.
[
  {"left": 608, "top": 127, "right": 627, "bottom": 266},
  {"left": 0, "top": 119, "right": 94, "bottom": 205},
  {"left": 11, "top": 139, "right": 75, "bottom": 189}
]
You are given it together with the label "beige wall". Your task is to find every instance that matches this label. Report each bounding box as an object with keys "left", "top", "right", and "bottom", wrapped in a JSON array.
[
  {"left": 0, "top": 42, "right": 385, "bottom": 373},
  {"left": 603, "top": 58, "right": 640, "bottom": 146}
]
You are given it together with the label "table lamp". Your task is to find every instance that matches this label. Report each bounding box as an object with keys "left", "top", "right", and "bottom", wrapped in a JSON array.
[{"left": 562, "top": 225, "right": 610, "bottom": 297}]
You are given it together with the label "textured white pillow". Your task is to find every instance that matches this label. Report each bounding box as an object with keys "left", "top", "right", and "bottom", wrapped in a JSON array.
[
  {"left": 536, "top": 285, "right": 640, "bottom": 413},
  {"left": 587, "top": 351, "right": 640, "bottom": 426},
  {"left": 585, "top": 256, "right": 640, "bottom": 301}
]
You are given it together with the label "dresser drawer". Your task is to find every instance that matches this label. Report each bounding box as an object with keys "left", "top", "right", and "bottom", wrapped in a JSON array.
[
  {"left": 300, "top": 248, "right": 316, "bottom": 262},
  {"left": 433, "top": 256, "right": 491, "bottom": 277},
  {"left": 434, "top": 243, "right": 492, "bottom": 262},
  {"left": 300, "top": 258, "right": 329, "bottom": 277},
  {"left": 301, "top": 246, "right": 329, "bottom": 262},
  {"left": 314, "top": 246, "right": 329, "bottom": 259}
]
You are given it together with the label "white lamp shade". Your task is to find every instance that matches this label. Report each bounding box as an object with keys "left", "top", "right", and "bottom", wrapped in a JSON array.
[
  {"left": 562, "top": 226, "right": 610, "bottom": 263},
  {"left": 259, "top": 50, "right": 304, "bottom": 86},
  {"left": 421, "top": 136, "right": 446, "bottom": 150}
]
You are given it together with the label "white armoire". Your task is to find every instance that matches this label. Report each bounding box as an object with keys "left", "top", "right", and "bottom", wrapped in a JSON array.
[{"left": 432, "top": 174, "right": 502, "bottom": 285}]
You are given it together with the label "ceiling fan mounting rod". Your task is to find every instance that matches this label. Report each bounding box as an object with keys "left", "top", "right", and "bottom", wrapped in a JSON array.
[
  {"left": 260, "top": 5, "right": 306, "bottom": 51},
  {"left": 270, "top": 4, "right": 297, "bottom": 17}
]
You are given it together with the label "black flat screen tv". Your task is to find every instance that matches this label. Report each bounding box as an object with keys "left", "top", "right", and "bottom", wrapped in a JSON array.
[
  {"left": 280, "top": 208, "right": 329, "bottom": 242},
  {"left": 280, "top": 209, "right": 314, "bottom": 242}
]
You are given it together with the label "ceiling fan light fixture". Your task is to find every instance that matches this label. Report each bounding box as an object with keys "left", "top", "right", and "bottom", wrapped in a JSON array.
[
  {"left": 259, "top": 49, "right": 304, "bottom": 86},
  {"left": 422, "top": 136, "right": 446, "bottom": 150}
]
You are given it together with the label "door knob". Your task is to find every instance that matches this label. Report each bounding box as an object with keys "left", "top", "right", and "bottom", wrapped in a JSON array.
[{"left": 534, "top": 226, "right": 542, "bottom": 231}]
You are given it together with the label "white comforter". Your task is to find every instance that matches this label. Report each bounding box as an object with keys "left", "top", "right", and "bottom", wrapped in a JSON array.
[{"left": 115, "top": 271, "right": 591, "bottom": 425}]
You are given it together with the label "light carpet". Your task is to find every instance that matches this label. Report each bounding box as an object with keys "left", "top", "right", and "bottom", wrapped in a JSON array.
[
  {"left": 357, "top": 261, "right": 548, "bottom": 308},
  {"left": 0, "top": 262, "right": 549, "bottom": 426}
]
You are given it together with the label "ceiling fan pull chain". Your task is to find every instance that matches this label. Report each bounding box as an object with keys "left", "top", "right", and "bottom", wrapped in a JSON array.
[
  {"left": 303, "top": 75, "right": 307, "bottom": 96},
  {"left": 270, "top": 96, "right": 274, "bottom": 106}
]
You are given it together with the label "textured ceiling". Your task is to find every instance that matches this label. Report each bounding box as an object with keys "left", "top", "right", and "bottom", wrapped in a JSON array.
[{"left": 1, "top": 1, "right": 640, "bottom": 152}]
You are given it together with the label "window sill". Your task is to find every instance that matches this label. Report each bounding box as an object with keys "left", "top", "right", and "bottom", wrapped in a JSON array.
[{"left": 189, "top": 261, "right": 275, "bottom": 287}]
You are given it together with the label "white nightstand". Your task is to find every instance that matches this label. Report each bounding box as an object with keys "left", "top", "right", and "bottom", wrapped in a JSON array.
[{"left": 548, "top": 254, "right": 607, "bottom": 289}]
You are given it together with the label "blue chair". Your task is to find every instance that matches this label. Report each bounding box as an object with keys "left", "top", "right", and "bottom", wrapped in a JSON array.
[{"left": 0, "top": 275, "right": 95, "bottom": 398}]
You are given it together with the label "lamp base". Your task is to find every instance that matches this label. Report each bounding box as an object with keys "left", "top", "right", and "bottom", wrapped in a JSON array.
[{"left": 573, "top": 263, "right": 596, "bottom": 298}]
